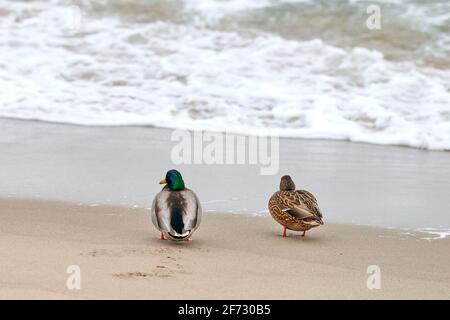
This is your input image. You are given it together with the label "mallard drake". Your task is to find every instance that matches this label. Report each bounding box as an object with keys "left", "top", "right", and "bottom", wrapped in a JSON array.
[
  {"left": 268, "top": 175, "right": 323, "bottom": 237},
  {"left": 151, "top": 170, "right": 202, "bottom": 241}
]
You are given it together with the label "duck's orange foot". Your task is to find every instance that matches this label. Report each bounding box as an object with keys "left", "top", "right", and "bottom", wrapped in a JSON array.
[
  {"left": 160, "top": 233, "right": 166, "bottom": 240},
  {"left": 283, "top": 225, "right": 287, "bottom": 238}
]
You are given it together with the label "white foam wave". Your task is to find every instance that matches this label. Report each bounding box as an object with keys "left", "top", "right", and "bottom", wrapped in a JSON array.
[
  {"left": 0, "top": 0, "right": 449, "bottom": 150},
  {"left": 415, "top": 228, "right": 450, "bottom": 240}
]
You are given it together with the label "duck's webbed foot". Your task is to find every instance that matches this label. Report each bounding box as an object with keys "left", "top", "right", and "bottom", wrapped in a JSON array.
[{"left": 160, "top": 233, "right": 166, "bottom": 240}]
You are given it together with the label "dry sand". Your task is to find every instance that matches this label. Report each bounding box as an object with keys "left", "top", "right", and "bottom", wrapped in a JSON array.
[{"left": 0, "top": 198, "right": 448, "bottom": 299}]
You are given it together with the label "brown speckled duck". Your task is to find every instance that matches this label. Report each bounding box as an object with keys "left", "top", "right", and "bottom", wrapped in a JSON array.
[{"left": 268, "top": 175, "right": 324, "bottom": 237}]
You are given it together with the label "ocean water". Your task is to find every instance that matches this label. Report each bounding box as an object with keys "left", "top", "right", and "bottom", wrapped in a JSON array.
[{"left": 0, "top": 0, "right": 449, "bottom": 149}]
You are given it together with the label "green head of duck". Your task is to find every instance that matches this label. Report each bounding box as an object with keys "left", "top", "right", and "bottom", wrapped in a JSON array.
[{"left": 159, "top": 169, "right": 185, "bottom": 191}]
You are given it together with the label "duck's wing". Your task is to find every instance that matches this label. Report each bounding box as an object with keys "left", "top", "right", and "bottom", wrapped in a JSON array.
[
  {"left": 181, "top": 189, "right": 202, "bottom": 231},
  {"left": 294, "top": 190, "right": 323, "bottom": 219},
  {"left": 150, "top": 190, "right": 172, "bottom": 232},
  {"left": 275, "top": 190, "right": 322, "bottom": 220}
]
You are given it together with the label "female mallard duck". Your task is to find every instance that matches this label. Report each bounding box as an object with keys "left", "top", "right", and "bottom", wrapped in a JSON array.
[
  {"left": 151, "top": 170, "right": 202, "bottom": 241},
  {"left": 268, "top": 175, "right": 323, "bottom": 238}
]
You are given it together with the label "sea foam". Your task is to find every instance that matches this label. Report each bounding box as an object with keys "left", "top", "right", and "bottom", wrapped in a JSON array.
[{"left": 0, "top": 0, "right": 449, "bottom": 150}]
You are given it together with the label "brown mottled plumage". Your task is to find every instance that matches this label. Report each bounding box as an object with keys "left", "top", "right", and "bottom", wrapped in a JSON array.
[{"left": 268, "top": 175, "right": 324, "bottom": 237}]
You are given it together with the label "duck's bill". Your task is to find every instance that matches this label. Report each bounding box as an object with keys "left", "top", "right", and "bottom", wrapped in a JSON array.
[{"left": 159, "top": 179, "right": 167, "bottom": 184}]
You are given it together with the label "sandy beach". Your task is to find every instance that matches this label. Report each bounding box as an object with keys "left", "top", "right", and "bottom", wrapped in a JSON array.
[
  {"left": 0, "top": 198, "right": 449, "bottom": 300},
  {"left": 1, "top": 0, "right": 449, "bottom": 302}
]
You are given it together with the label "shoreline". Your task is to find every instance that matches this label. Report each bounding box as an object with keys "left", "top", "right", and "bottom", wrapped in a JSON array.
[
  {"left": 2, "top": 116, "right": 449, "bottom": 153},
  {"left": 3, "top": 196, "right": 450, "bottom": 241},
  {"left": 1, "top": 198, "right": 449, "bottom": 299},
  {"left": 1, "top": 118, "right": 450, "bottom": 229}
]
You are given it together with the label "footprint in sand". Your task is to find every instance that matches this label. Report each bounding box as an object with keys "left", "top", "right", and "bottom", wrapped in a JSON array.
[
  {"left": 81, "top": 245, "right": 202, "bottom": 279},
  {"left": 81, "top": 245, "right": 206, "bottom": 258},
  {"left": 107, "top": 250, "right": 190, "bottom": 279},
  {"left": 81, "top": 247, "right": 176, "bottom": 258},
  {"left": 113, "top": 272, "right": 153, "bottom": 279},
  {"left": 113, "top": 261, "right": 186, "bottom": 279}
]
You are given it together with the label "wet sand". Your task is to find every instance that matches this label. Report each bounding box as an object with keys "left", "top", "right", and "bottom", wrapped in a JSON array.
[
  {"left": 1, "top": 118, "right": 450, "bottom": 229},
  {"left": 0, "top": 198, "right": 449, "bottom": 300}
]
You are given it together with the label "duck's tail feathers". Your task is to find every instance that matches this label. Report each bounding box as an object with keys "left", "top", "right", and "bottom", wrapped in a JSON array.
[
  {"left": 167, "top": 230, "right": 191, "bottom": 240},
  {"left": 302, "top": 218, "right": 324, "bottom": 226}
]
